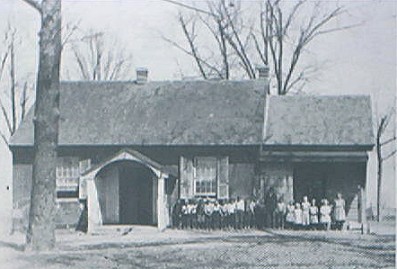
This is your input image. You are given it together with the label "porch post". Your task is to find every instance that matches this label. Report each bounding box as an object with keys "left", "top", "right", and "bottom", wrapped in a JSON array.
[
  {"left": 87, "top": 177, "right": 102, "bottom": 233},
  {"left": 157, "top": 174, "right": 167, "bottom": 231}
]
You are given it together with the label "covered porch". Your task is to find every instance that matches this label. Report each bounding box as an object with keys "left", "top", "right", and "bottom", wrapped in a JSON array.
[
  {"left": 79, "top": 149, "right": 177, "bottom": 232},
  {"left": 259, "top": 149, "right": 369, "bottom": 224}
]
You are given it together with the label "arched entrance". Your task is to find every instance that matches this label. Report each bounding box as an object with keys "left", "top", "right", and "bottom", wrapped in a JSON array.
[
  {"left": 119, "top": 161, "right": 157, "bottom": 225},
  {"left": 82, "top": 148, "right": 174, "bottom": 232},
  {"left": 95, "top": 160, "right": 157, "bottom": 226}
]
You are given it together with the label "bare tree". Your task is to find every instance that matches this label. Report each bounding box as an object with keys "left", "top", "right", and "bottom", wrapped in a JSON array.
[
  {"left": 376, "top": 109, "right": 396, "bottom": 222},
  {"left": 70, "top": 30, "right": 133, "bottom": 81},
  {"left": 22, "top": 0, "right": 62, "bottom": 251},
  {"left": 0, "top": 26, "right": 30, "bottom": 145},
  {"left": 163, "top": 1, "right": 252, "bottom": 79},
  {"left": 165, "top": 0, "right": 350, "bottom": 94}
]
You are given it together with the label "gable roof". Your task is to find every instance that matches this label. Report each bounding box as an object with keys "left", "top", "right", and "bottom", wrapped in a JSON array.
[
  {"left": 10, "top": 80, "right": 266, "bottom": 146},
  {"left": 264, "top": 95, "right": 374, "bottom": 147},
  {"left": 81, "top": 148, "right": 178, "bottom": 178}
]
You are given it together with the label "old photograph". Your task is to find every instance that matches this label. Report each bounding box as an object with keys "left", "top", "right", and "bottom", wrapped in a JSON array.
[{"left": 0, "top": 0, "right": 395, "bottom": 268}]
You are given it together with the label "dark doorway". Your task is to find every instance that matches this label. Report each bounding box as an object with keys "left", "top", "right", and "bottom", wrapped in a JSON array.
[
  {"left": 293, "top": 163, "right": 328, "bottom": 203},
  {"left": 119, "top": 161, "right": 156, "bottom": 225}
]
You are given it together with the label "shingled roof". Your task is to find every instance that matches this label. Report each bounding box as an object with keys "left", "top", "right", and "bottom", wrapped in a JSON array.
[
  {"left": 10, "top": 80, "right": 266, "bottom": 146},
  {"left": 264, "top": 95, "right": 374, "bottom": 147}
]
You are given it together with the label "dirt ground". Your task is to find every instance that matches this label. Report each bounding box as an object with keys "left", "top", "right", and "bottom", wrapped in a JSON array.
[{"left": 0, "top": 222, "right": 395, "bottom": 269}]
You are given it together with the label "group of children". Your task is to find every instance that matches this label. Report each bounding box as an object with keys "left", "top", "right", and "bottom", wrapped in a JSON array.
[
  {"left": 171, "top": 193, "right": 346, "bottom": 231},
  {"left": 283, "top": 194, "right": 346, "bottom": 231},
  {"left": 172, "top": 196, "right": 256, "bottom": 230}
]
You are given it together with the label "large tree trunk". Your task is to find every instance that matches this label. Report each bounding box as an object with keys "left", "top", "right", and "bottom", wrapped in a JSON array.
[{"left": 26, "top": 0, "right": 62, "bottom": 251}]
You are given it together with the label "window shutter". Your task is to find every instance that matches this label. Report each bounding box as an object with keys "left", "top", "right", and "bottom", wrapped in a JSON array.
[
  {"left": 217, "top": 156, "right": 229, "bottom": 199},
  {"left": 180, "top": 156, "right": 194, "bottom": 199}
]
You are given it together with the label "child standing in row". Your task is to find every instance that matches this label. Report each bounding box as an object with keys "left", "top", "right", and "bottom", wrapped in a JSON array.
[
  {"left": 320, "top": 199, "right": 332, "bottom": 231},
  {"left": 301, "top": 196, "right": 311, "bottom": 229},
  {"left": 293, "top": 203, "right": 303, "bottom": 229},
  {"left": 309, "top": 199, "right": 319, "bottom": 229},
  {"left": 285, "top": 201, "right": 295, "bottom": 229},
  {"left": 275, "top": 198, "right": 286, "bottom": 229}
]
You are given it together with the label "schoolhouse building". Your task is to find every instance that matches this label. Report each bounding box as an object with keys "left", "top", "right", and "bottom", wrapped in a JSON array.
[{"left": 9, "top": 68, "right": 374, "bottom": 232}]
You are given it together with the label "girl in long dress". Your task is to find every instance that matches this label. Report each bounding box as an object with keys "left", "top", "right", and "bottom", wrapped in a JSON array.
[
  {"left": 320, "top": 199, "right": 332, "bottom": 231},
  {"left": 275, "top": 197, "right": 286, "bottom": 229},
  {"left": 293, "top": 202, "right": 303, "bottom": 230},
  {"left": 285, "top": 201, "right": 295, "bottom": 229},
  {"left": 334, "top": 193, "right": 346, "bottom": 231},
  {"left": 309, "top": 199, "right": 319, "bottom": 230},
  {"left": 301, "top": 196, "right": 311, "bottom": 229}
]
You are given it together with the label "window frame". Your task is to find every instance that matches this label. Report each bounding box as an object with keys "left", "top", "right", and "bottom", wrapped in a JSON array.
[
  {"left": 56, "top": 156, "right": 80, "bottom": 199},
  {"left": 193, "top": 156, "right": 218, "bottom": 197}
]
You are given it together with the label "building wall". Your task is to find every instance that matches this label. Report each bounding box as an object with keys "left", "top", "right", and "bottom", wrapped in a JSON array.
[
  {"left": 257, "top": 162, "right": 294, "bottom": 202},
  {"left": 12, "top": 163, "right": 32, "bottom": 232},
  {"left": 229, "top": 163, "right": 256, "bottom": 199},
  {"left": 55, "top": 200, "right": 82, "bottom": 228},
  {"left": 12, "top": 146, "right": 369, "bottom": 229},
  {"left": 13, "top": 164, "right": 32, "bottom": 210},
  {"left": 12, "top": 163, "right": 83, "bottom": 232}
]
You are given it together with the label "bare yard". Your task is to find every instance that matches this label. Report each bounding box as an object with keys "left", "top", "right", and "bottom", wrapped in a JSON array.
[{"left": 0, "top": 224, "right": 395, "bottom": 269}]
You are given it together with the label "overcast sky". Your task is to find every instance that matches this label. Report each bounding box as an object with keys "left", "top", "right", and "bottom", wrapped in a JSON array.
[{"left": 0, "top": 0, "right": 395, "bottom": 212}]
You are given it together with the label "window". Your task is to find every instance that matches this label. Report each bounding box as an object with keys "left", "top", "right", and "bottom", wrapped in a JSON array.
[
  {"left": 193, "top": 157, "right": 217, "bottom": 197},
  {"left": 56, "top": 157, "right": 79, "bottom": 193}
]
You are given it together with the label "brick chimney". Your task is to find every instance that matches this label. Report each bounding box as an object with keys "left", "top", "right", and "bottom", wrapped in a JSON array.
[
  {"left": 256, "top": 65, "right": 270, "bottom": 94},
  {"left": 256, "top": 65, "right": 269, "bottom": 80},
  {"left": 136, "top": 67, "right": 148, "bottom": 84}
]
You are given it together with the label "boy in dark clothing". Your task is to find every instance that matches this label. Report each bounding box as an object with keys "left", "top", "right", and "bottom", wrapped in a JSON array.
[
  {"left": 76, "top": 200, "right": 88, "bottom": 233},
  {"left": 172, "top": 200, "right": 182, "bottom": 229},
  {"left": 196, "top": 199, "right": 205, "bottom": 229},
  {"left": 264, "top": 188, "right": 277, "bottom": 228}
]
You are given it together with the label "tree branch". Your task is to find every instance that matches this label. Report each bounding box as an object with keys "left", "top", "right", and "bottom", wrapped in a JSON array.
[
  {"left": 161, "top": 0, "right": 212, "bottom": 15},
  {"left": 380, "top": 136, "right": 396, "bottom": 147},
  {"left": 20, "top": 82, "right": 29, "bottom": 122},
  {"left": 222, "top": 1, "right": 255, "bottom": 78},
  {"left": 0, "top": 130, "right": 9, "bottom": 146},
  {"left": 0, "top": 100, "right": 12, "bottom": 135},
  {"left": 21, "top": 0, "right": 42, "bottom": 13},
  {"left": 179, "top": 14, "right": 208, "bottom": 79},
  {"left": 72, "top": 46, "right": 90, "bottom": 80},
  {"left": 61, "top": 21, "right": 81, "bottom": 49},
  {"left": 0, "top": 47, "right": 9, "bottom": 82},
  {"left": 162, "top": 35, "right": 222, "bottom": 78},
  {"left": 382, "top": 149, "right": 397, "bottom": 161}
]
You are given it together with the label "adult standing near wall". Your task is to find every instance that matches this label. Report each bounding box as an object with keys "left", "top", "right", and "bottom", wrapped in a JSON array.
[
  {"left": 334, "top": 193, "right": 346, "bottom": 230},
  {"left": 264, "top": 187, "right": 277, "bottom": 228}
]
